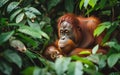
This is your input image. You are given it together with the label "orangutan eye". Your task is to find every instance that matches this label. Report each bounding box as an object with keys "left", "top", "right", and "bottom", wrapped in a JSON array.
[
  {"left": 65, "top": 30, "right": 69, "bottom": 35},
  {"left": 65, "top": 30, "right": 69, "bottom": 33},
  {"left": 60, "top": 30, "right": 63, "bottom": 33}
]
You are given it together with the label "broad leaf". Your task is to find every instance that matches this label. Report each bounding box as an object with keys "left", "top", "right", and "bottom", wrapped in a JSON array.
[
  {"left": 16, "top": 13, "right": 25, "bottom": 23},
  {"left": 55, "top": 57, "right": 71, "bottom": 75},
  {"left": 26, "top": 7, "right": 41, "bottom": 15},
  {"left": 89, "top": 0, "right": 97, "bottom": 8},
  {"left": 98, "top": 55, "right": 107, "bottom": 69},
  {"left": 18, "top": 26, "right": 49, "bottom": 39},
  {"left": 98, "top": 0, "right": 107, "bottom": 9},
  {"left": 25, "top": 50, "right": 37, "bottom": 59},
  {"left": 102, "top": 25, "right": 117, "bottom": 44},
  {"left": 65, "top": 0, "right": 74, "bottom": 12},
  {"left": 0, "top": 31, "right": 14, "bottom": 45},
  {"left": 94, "top": 22, "right": 111, "bottom": 36},
  {"left": 22, "top": 67, "right": 37, "bottom": 75},
  {"left": 7, "top": 2, "right": 19, "bottom": 13},
  {"left": 84, "top": 0, "right": 90, "bottom": 8},
  {"left": 71, "top": 56, "right": 95, "bottom": 69},
  {"left": 107, "top": 53, "right": 120, "bottom": 68},
  {"left": 79, "top": 0, "right": 84, "bottom": 9},
  {"left": 92, "top": 44, "right": 99, "bottom": 54},
  {"left": 105, "top": 41, "right": 120, "bottom": 51},
  {"left": 27, "top": 20, "right": 40, "bottom": 30},
  {"left": 0, "top": 0, "right": 9, "bottom": 7},
  {"left": 10, "top": 9, "right": 22, "bottom": 21},
  {"left": 0, "top": 61, "right": 12, "bottom": 75},
  {"left": 25, "top": 11, "right": 36, "bottom": 19},
  {"left": 17, "top": 33, "right": 38, "bottom": 47},
  {"left": 3, "top": 49, "right": 22, "bottom": 68},
  {"left": 79, "top": 51, "right": 91, "bottom": 55},
  {"left": 68, "top": 62, "right": 83, "bottom": 75},
  {"left": 47, "top": 0, "right": 61, "bottom": 11}
]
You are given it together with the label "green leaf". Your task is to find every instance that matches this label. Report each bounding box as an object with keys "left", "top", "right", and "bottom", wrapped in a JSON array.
[
  {"left": 101, "top": 10, "right": 111, "bottom": 16},
  {"left": 16, "top": 13, "right": 25, "bottom": 23},
  {"left": 105, "top": 41, "right": 120, "bottom": 51},
  {"left": 22, "top": 67, "right": 36, "bottom": 75},
  {"left": 17, "top": 33, "right": 38, "bottom": 48},
  {"left": 79, "top": 51, "right": 91, "bottom": 55},
  {"left": 25, "top": 11, "right": 36, "bottom": 19},
  {"left": 0, "top": 61, "right": 12, "bottom": 75},
  {"left": 27, "top": 20, "right": 40, "bottom": 30},
  {"left": 89, "top": 0, "right": 97, "bottom": 8},
  {"left": 7, "top": 2, "right": 19, "bottom": 13},
  {"left": 18, "top": 26, "right": 49, "bottom": 39},
  {"left": 98, "top": 0, "right": 107, "bottom": 9},
  {"left": 92, "top": 44, "right": 99, "bottom": 54},
  {"left": 3, "top": 49, "right": 22, "bottom": 68},
  {"left": 68, "top": 62, "right": 83, "bottom": 75},
  {"left": 98, "top": 55, "right": 107, "bottom": 69},
  {"left": 10, "top": 9, "right": 22, "bottom": 21},
  {"left": 94, "top": 22, "right": 111, "bottom": 36},
  {"left": 79, "top": 0, "right": 84, "bottom": 9},
  {"left": 0, "top": 0, "right": 9, "bottom": 7},
  {"left": 47, "top": 0, "right": 61, "bottom": 11},
  {"left": 0, "top": 31, "right": 14, "bottom": 45},
  {"left": 102, "top": 25, "right": 117, "bottom": 44},
  {"left": 84, "top": 68, "right": 103, "bottom": 75},
  {"left": 27, "top": 7, "right": 41, "bottom": 15},
  {"left": 109, "top": 72, "right": 120, "bottom": 75},
  {"left": 55, "top": 57, "right": 71, "bottom": 75},
  {"left": 25, "top": 50, "right": 37, "bottom": 59},
  {"left": 71, "top": 56, "right": 95, "bottom": 69},
  {"left": 107, "top": 53, "right": 120, "bottom": 68},
  {"left": 65, "top": 0, "right": 74, "bottom": 12},
  {"left": 84, "top": 0, "right": 90, "bottom": 8}
]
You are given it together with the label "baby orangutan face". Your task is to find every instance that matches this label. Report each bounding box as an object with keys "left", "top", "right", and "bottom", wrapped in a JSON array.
[{"left": 44, "top": 46, "right": 63, "bottom": 61}]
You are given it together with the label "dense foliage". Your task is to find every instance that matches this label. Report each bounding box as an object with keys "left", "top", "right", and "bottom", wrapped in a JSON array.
[{"left": 0, "top": 0, "right": 120, "bottom": 75}]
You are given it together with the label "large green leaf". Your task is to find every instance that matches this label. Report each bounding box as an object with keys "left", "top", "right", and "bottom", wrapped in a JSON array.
[
  {"left": 10, "top": 9, "right": 23, "bottom": 21},
  {"left": 25, "top": 7, "right": 41, "bottom": 15},
  {"left": 105, "top": 41, "right": 120, "bottom": 51},
  {"left": 16, "top": 12, "right": 25, "bottom": 23},
  {"left": 0, "top": 0, "right": 9, "bottom": 7},
  {"left": 25, "top": 50, "right": 37, "bottom": 59},
  {"left": 0, "top": 31, "right": 14, "bottom": 45},
  {"left": 71, "top": 56, "right": 95, "bottom": 69},
  {"left": 27, "top": 20, "right": 40, "bottom": 30},
  {"left": 23, "top": 67, "right": 42, "bottom": 75},
  {"left": 94, "top": 22, "right": 111, "bottom": 36},
  {"left": 84, "top": 0, "right": 90, "bottom": 8},
  {"left": 3, "top": 49, "right": 22, "bottom": 68},
  {"left": 89, "top": 0, "right": 97, "bottom": 8},
  {"left": 7, "top": 2, "right": 19, "bottom": 13},
  {"left": 107, "top": 53, "right": 120, "bottom": 68},
  {"left": 55, "top": 57, "right": 71, "bottom": 75},
  {"left": 102, "top": 25, "right": 117, "bottom": 44},
  {"left": 18, "top": 26, "right": 49, "bottom": 39},
  {"left": 17, "top": 33, "right": 38, "bottom": 48},
  {"left": 98, "top": 55, "right": 107, "bottom": 69},
  {"left": 65, "top": 0, "right": 74, "bottom": 12},
  {"left": 47, "top": 0, "right": 61, "bottom": 11},
  {"left": 79, "top": 0, "right": 84, "bottom": 9},
  {"left": 25, "top": 11, "right": 36, "bottom": 19},
  {"left": 98, "top": 0, "right": 107, "bottom": 9},
  {"left": 0, "top": 61, "right": 12, "bottom": 75},
  {"left": 68, "top": 62, "right": 83, "bottom": 75},
  {"left": 92, "top": 44, "right": 99, "bottom": 54}
]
